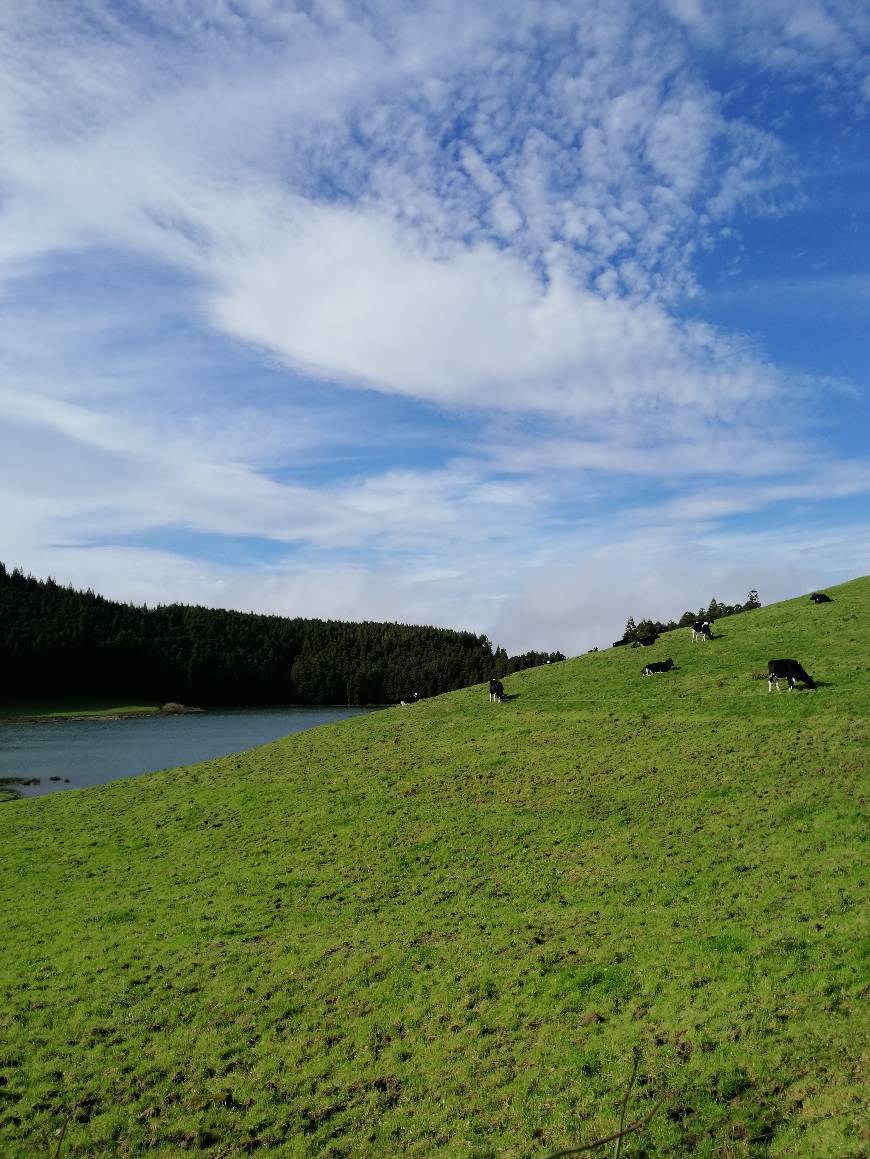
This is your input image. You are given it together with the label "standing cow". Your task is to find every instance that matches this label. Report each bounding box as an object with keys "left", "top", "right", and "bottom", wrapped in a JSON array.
[
  {"left": 691, "top": 620, "right": 712, "bottom": 642},
  {"left": 767, "top": 659, "right": 815, "bottom": 692}
]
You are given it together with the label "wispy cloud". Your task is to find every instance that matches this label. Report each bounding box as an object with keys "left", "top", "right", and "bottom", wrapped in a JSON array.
[
  {"left": 0, "top": 0, "right": 867, "bottom": 648},
  {"left": 665, "top": 0, "right": 870, "bottom": 95}
]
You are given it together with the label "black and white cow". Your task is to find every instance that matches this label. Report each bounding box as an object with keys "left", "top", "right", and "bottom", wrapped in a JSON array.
[
  {"left": 810, "top": 592, "right": 832, "bottom": 604},
  {"left": 642, "top": 658, "right": 674, "bottom": 676},
  {"left": 691, "top": 619, "right": 712, "bottom": 642},
  {"left": 400, "top": 691, "right": 423, "bottom": 707},
  {"left": 767, "top": 659, "right": 816, "bottom": 692},
  {"left": 489, "top": 678, "right": 505, "bottom": 702}
]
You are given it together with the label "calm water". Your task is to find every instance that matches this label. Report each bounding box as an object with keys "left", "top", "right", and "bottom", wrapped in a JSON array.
[{"left": 0, "top": 707, "right": 375, "bottom": 799}]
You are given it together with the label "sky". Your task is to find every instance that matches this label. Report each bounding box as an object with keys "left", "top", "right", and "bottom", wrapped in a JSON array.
[{"left": 1, "top": 0, "right": 868, "bottom": 654}]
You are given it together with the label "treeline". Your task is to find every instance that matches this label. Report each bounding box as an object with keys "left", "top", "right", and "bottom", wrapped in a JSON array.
[
  {"left": 615, "top": 590, "right": 761, "bottom": 645},
  {"left": 0, "top": 564, "right": 564, "bottom": 706}
]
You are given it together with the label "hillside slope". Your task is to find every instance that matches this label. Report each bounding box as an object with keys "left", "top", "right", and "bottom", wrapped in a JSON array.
[{"left": 1, "top": 579, "right": 868, "bottom": 1156}]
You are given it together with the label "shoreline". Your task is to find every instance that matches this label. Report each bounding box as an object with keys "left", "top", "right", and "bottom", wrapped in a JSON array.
[
  {"left": 0, "top": 710, "right": 164, "bottom": 726},
  {"left": 0, "top": 703, "right": 387, "bottom": 726}
]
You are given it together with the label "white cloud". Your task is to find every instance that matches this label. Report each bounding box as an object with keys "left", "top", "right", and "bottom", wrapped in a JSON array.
[
  {"left": 664, "top": 0, "right": 870, "bottom": 95},
  {"left": 478, "top": 423, "right": 811, "bottom": 480},
  {"left": 0, "top": 0, "right": 799, "bottom": 422},
  {"left": 634, "top": 461, "right": 870, "bottom": 524},
  {"left": 490, "top": 519, "right": 870, "bottom": 654},
  {"left": 207, "top": 199, "right": 787, "bottom": 419},
  {"left": 10, "top": 513, "right": 869, "bottom": 657},
  {"left": 0, "top": 0, "right": 867, "bottom": 654}
]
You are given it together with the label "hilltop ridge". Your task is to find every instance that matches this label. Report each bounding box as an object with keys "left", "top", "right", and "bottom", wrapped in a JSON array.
[{"left": 1, "top": 577, "right": 867, "bottom": 1156}]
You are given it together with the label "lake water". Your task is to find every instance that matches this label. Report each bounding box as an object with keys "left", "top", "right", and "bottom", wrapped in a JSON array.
[{"left": 0, "top": 706, "right": 376, "bottom": 800}]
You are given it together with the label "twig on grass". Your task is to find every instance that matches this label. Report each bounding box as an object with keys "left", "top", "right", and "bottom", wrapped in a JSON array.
[
  {"left": 545, "top": 1051, "right": 666, "bottom": 1159},
  {"left": 52, "top": 1110, "right": 71, "bottom": 1159},
  {"left": 613, "top": 1051, "right": 640, "bottom": 1159}
]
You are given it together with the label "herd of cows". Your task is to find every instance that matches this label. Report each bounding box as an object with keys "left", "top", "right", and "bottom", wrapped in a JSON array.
[
  {"left": 400, "top": 592, "right": 829, "bottom": 708},
  {"left": 507, "top": 592, "right": 825, "bottom": 699},
  {"left": 639, "top": 652, "right": 816, "bottom": 692},
  {"left": 638, "top": 595, "right": 828, "bottom": 691}
]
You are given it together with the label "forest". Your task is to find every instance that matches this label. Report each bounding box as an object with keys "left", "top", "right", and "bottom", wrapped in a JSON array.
[{"left": 0, "top": 564, "right": 564, "bottom": 706}]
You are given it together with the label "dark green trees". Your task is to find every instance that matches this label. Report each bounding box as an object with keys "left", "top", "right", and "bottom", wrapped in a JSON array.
[{"left": 0, "top": 565, "right": 562, "bottom": 706}]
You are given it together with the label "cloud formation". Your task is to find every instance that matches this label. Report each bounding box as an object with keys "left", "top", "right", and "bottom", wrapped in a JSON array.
[{"left": 0, "top": 0, "right": 868, "bottom": 651}]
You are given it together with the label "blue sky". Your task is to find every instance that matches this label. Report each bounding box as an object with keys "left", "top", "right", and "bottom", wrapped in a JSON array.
[{"left": 1, "top": 0, "right": 868, "bottom": 652}]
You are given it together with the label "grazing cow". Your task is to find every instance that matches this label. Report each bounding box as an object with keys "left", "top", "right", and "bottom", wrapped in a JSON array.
[
  {"left": 767, "top": 659, "right": 816, "bottom": 692},
  {"left": 810, "top": 592, "right": 832, "bottom": 604},
  {"left": 400, "top": 691, "right": 423, "bottom": 707},
  {"left": 691, "top": 619, "right": 712, "bottom": 642},
  {"left": 612, "top": 638, "right": 629, "bottom": 648},
  {"left": 489, "top": 678, "right": 505, "bottom": 703},
  {"left": 642, "top": 658, "right": 674, "bottom": 675}
]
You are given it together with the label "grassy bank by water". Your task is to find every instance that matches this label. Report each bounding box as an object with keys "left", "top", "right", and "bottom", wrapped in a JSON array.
[
  {"left": 0, "top": 699, "right": 162, "bottom": 723},
  {"left": 1, "top": 579, "right": 867, "bottom": 1156}
]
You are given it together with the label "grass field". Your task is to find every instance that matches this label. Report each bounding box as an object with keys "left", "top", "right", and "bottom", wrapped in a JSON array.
[
  {"left": 1, "top": 579, "right": 867, "bottom": 1156},
  {"left": 0, "top": 699, "right": 162, "bottom": 722}
]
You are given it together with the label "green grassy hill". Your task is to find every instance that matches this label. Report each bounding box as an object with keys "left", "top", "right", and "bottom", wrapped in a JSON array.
[{"left": 1, "top": 579, "right": 867, "bottom": 1157}]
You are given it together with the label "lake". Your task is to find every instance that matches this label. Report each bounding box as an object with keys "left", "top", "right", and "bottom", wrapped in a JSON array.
[{"left": 0, "top": 706, "right": 376, "bottom": 800}]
